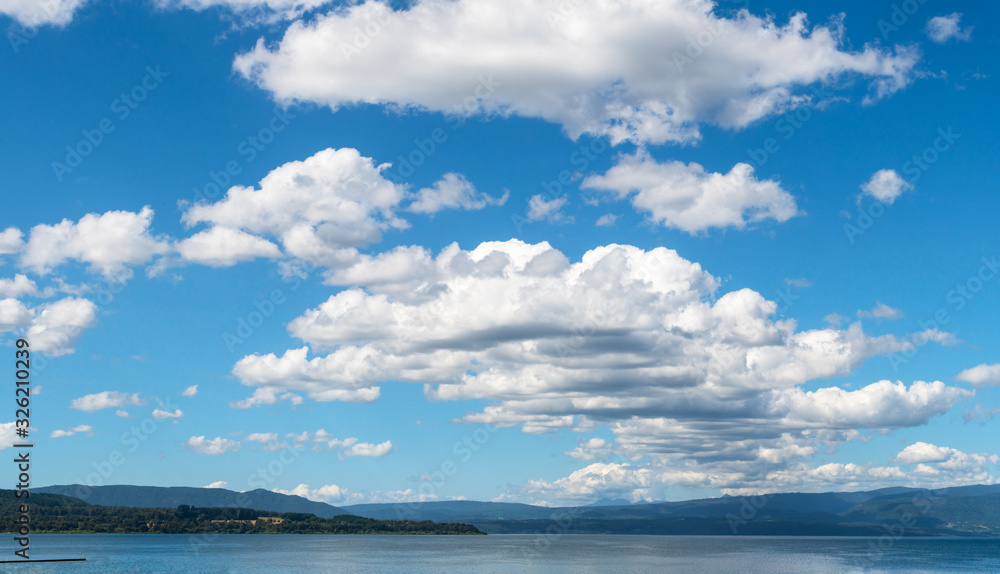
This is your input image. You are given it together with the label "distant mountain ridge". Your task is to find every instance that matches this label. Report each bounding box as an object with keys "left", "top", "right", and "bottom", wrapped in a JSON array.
[
  {"left": 36, "top": 483, "right": 1000, "bottom": 536},
  {"left": 36, "top": 485, "right": 349, "bottom": 518},
  {"left": 588, "top": 498, "right": 632, "bottom": 506},
  {"left": 343, "top": 484, "right": 1000, "bottom": 536},
  {"left": 341, "top": 486, "right": 928, "bottom": 522}
]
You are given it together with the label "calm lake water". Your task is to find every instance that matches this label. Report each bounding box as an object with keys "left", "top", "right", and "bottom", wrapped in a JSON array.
[{"left": 1, "top": 534, "right": 998, "bottom": 573}]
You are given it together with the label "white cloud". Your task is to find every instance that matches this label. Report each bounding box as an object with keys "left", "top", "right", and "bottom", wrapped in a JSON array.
[
  {"left": 0, "top": 0, "right": 87, "bottom": 27},
  {"left": 604, "top": 380, "right": 968, "bottom": 476},
  {"left": 114, "top": 410, "right": 130, "bottom": 418},
  {"left": 498, "top": 449, "right": 997, "bottom": 505},
  {"left": 896, "top": 442, "right": 956, "bottom": 464},
  {"left": 0, "top": 228, "right": 23, "bottom": 255},
  {"left": 895, "top": 442, "right": 998, "bottom": 485},
  {"left": 582, "top": 154, "right": 799, "bottom": 233},
  {"left": 507, "top": 383, "right": 973, "bottom": 503},
  {"left": 286, "top": 240, "right": 920, "bottom": 398},
  {"left": 0, "top": 422, "right": 20, "bottom": 450},
  {"left": 236, "top": 239, "right": 970, "bottom": 497},
  {"left": 824, "top": 313, "right": 845, "bottom": 327},
  {"left": 285, "top": 484, "right": 455, "bottom": 505},
  {"left": 494, "top": 462, "right": 661, "bottom": 505},
  {"left": 526, "top": 194, "right": 569, "bottom": 223},
  {"left": 235, "top": 0, "right": 918, "bottom": 145},
  {"left": 0, "top": 298, "right": 32, "bottom": 333},
  {"left": 231, "top": 347, "right": 382, "bottom": 407},
  {"left": 182, "top": 148, "right": 407, "bottom": 266},
  {"left": 289, "top": 429, "right": 356, "bottom": 451},
  {"left": 911, "top": 328, "right": 959, "bottom": 347},
  {"left": 857, "top": 302, "right": 903, "bottom": 321},
  {"left": 152, "top": 408, "right": 184, "bottom": 419},
  {"left": 242, "top": 432, "right": 288, "bottom": 450},
  {"left": 204, "top": 481, "right": 229, "bottom": 489},
  {"left": 461, "top": 408, "right": 586, "bottom": 435},
  {"left": 341, "top": 440, "right": 393, "bottom": 458},
  {"left": 247, "top": 240, "right": 950, "bottom": 450},
  {"left": 407, "top": 173, "right": 507, "bottom": 214},
  {"left": 20, "top": 207, "right": 170, "bottom": 279},
  {"left": 185, "top": 436, "right": 241, "bottom": 455},
  {"left": 926, "top": 13, "right": 972, "bottom": 43},
  {"left": 153, "top": 0, "right": 331, "bottom": 21},
  {"left": 157, "top": 0, "right": 326, "bottom": 9},
  {"left": 770, "top": 380, "right": 970, "bottom": 429},
  {"left": 176, "top": 227, "right": 282, "bottom": 267},
  {"left": 285, "top": 430, "right": 392, "bottom": 458},
  {"left": 860, "top": 169, "right": 913, "bottom": 204},
  {"left": 785, "top": 277, "right": 811, "bottom": 288},
  {"left": 595, "top": 214, "right": 618, "bottom": 227},
  {"left": 320, "top": 245, "right": 444, "bottom": 295},
  {"left": 229, "top": 387, "right": 306, "bottom": 409},
  {"left": 245, "top": 432, "right": 279, "bottom": 443},
  {"left": 70, "top": 391, "right": 144, "bottom": 412},
  {"left": 962, "top": 404, "right": 1000, "bottom": 423},
  {"left": 564, "top": 437, "right": 612, "bottom": 461},
  {"left": 182, "top": 385, "right": 199, "bottom": 397},
  {"left": 273, "top": 483, "right": 367, "bottom": 505},
  {"left": 723, "top": 462, "right": 910, "bottom": 496},
  {"left": 956, "top": 363, "right": 1000, "bottom": 388},
  {"left": 27, "top": 297, "right": 98, "bottom": 356},
  {"left": 0, "top": 275, "right": 38, "bottom": 298},
  {"left": 49, "top": 424, "right": 93, "bottom": 438}
]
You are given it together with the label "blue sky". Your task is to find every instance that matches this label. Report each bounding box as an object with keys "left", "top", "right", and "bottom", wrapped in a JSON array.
[{"left": 1, "top": 0, "right": 999, "bottom": 506}]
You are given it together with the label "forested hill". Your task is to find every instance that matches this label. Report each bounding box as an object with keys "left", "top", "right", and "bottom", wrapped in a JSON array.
[
  {"left": 0, "top": 491, "right": 483, "bottom": 535},
  {"left": 37, "top": 484, "right": 348, "bottom": 518}
]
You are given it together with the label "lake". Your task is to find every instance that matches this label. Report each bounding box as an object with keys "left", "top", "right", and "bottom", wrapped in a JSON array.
[{"left": 2, "top": 534, "right": 998, "bottom": 572}]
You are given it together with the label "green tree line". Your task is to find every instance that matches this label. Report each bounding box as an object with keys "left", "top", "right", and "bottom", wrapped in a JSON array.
[{"left": 0, "top": 491, "right": 483, "bottom": 535}]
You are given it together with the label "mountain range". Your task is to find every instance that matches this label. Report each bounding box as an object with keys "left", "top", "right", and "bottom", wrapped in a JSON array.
[
  {"left": 38, "top": 483, "right": 1000, "bottom": 536},
  {"left": 37, "top": 485, "right": 348, "bottom": 518}
]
